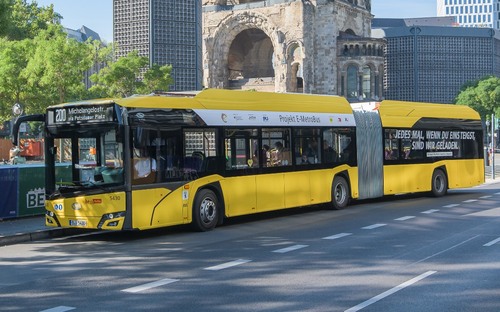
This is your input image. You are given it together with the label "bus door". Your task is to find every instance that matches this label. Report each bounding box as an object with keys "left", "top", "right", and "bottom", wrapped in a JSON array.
[{"left": 221, "top": 129, "right": 258, "bottom": 217}]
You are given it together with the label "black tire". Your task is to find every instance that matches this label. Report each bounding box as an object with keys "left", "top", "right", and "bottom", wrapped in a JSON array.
[
  {"left": 331, "top": 176, "right": 350, "bottom": 210},
  {"left": 192, "top": 189, "right": 219, "bottom": 231},
  {"left": 431, "top": 169, "right": 448, "bottom": 197}
]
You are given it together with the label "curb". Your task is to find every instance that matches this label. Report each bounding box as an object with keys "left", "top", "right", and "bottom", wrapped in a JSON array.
[{"left": 0, "top": 228, "right": 87, "bottom": 247}]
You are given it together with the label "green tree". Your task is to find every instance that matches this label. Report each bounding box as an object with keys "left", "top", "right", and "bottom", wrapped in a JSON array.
[
  {"left": 1, "top": 0, "right": 61, "bottom": 40},
  {"left": 90, "top": 50, "right": 149, "bottom": 98},
  {"left": 24, "top": 25, "right": 93, "bottom": 109},
  {"left": 139, "top": 63, "right": 174, "bottom": 94},
  {"left": 0, "top": 37, "right": 34, "bottom": 119},
  {"left": 455, "top": 76, "right": 500, "bottom": 119}
]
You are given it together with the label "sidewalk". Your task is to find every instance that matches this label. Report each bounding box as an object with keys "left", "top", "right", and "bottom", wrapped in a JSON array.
[{"left": 0, "top": 216, "right": 82, "bottom": 246}]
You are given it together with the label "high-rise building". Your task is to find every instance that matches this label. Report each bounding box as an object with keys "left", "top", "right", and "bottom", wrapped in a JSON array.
[
  {"left": 373, "top": 20, "right": 500, "bottom": 104},
  {"left": 437, "top": 0, "right": 499, "bottom": 29},
  {"left": 113, "top": 0, "right": 202, "bottom": 91}
]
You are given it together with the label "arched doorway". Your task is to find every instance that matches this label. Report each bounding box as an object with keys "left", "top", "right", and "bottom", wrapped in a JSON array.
[{"left": 227, "top": 28, "right": 275, "bottom": 85}]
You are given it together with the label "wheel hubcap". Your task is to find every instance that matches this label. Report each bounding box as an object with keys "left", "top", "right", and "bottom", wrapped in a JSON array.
[
  {"left": 435, "top": 176, "right": 443, "bottom": 192},
  {"left": 335, "top": 183, "right": 346, "bottom": 204},
  {"left": 200, "top": 198, "right": 216, "bottom": 224}
]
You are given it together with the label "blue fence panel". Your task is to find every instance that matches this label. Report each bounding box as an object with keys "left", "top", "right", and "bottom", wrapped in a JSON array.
[{"left": 0, "top": 166, "right": 19, "bottom": 219}]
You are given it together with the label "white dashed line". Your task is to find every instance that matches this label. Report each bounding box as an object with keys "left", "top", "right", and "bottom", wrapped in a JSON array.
[
  {"left": 395, "top": 216, "right": 415, "bottom": 221},
  {"left": 272, "top": 244, "right": 308, "bottom": 253},
  {"left": 204, "top": 259, "right": 251, "bottom": 271},
  {"left": 362, "top": 224, "right": 386, "bottom": 230},
  {"left": 484, "top": 237, "right": 500, "bottom": 247},
  {"left": 345, "top": 271, "right": 437, "bottom": 312},
  {"left": 463, "top": 199, "right": 478, "bottom": 203},
  {"left": 479, "top": 195, "right": 492, "bottom": 199},
  {"left": 323, "top": 233, "right": 352, "bottom": 240},
  {"left": 121, "top": 278, "right": 179, "bottom": 293},
  {"left": 40, "top": 307, "right": 76, "bottom": 312},
  {"left": 443, "top": 204, "right": 460, "bottom": 208},
  {"left": 421, "top": 209, "right": 439, "bottom": 214},
  {"left": 495, "top": 192, "right": 500, "bottom": 195}
]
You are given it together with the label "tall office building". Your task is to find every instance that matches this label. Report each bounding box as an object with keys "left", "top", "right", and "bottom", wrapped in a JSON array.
[
  {"left": 373, "top": 21, "right": 500, "bottom": 104},
  {"left": 437, "top": 0, "right": 500, "bottom": 29},
  {"left": 113, "top": 0, "right": 202, "bottom": 91}
]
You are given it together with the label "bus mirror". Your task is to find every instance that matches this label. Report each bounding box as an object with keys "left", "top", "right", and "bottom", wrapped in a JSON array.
[{"left": 11, "top": 114, "right": 45, "bottom": 146}]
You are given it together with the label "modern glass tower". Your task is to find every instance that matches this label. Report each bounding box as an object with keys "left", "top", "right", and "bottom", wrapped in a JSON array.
[
  {"left": 437, "top": 0, "right": 500, "bottom": 29},
  {"left": 113, "top": 0, "right": 202, "bottom": 91}
]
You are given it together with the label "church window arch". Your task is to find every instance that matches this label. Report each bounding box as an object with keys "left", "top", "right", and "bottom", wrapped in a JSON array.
[
  {"left": 347, "top": 65, "right": 358, "bottom": 99},
  {"left": 362, "top": 65, "right": 373, "bottom": 99}
]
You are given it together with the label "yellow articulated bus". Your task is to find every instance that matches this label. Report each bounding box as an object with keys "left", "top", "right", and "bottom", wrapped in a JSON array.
[{"left": 12, "top": 89, "right": 484, "bottom": 232}]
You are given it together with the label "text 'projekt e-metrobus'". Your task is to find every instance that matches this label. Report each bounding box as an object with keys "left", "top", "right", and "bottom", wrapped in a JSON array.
[{"left": 12, "top": 89, "right": 484, "bottom": 232}]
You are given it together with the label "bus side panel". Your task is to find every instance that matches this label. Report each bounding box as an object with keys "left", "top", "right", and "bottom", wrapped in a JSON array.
[
  {"left": 284, "top": 171, "right": 311, "bottom": 208},
  {"left": 219, "top": 176, "right": 257, "bottom": 217},
  {"left": 384, "top": 165, "right": 432, "bottom": 194},
  {"left": 447, "top": 159, "right": 484, "bottom": 188},
  {"left": 132, "top": 188, "right": 184, "bottom": 230},
  {"left": 256, "top": 173, "right": 285, "bottom": 213},
  {"left": 309, "top": 169, "right": 334, "bottom": 204}
]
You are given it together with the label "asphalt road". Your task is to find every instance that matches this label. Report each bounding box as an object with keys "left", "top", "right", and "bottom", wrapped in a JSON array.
[{"left": 1, "top": 183, "right": 500, "bottom": 312}]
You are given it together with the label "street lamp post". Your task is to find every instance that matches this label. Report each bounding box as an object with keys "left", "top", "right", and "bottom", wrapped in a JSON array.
[
  {"left": 486, "top": 118, "right": 490, "bottom": 167},
  {"left": 491, "top": 114, "right": 496, "bottom": 180}
]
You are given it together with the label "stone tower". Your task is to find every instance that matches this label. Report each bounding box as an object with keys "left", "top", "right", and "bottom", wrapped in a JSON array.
[{"left": 202, "top": 0, "right": 385, "bottom": 100}]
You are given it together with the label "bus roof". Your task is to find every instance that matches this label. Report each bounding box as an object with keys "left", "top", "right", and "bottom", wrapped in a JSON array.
[
  {"left": 113, "top": 89, "right": 353, "bottom": 114},
  {"left": 378, "top": 100, "right": 481, "bottom": 128}
]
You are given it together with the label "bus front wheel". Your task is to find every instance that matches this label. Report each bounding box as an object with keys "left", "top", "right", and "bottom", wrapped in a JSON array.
[
  {"left": 331, "top": 176, "right": 350, "bottom": 210},
  {"left": 431, "top": 169, "right": 448, "bottom": 197},
  {"left": 192, "top": 189, "right": 219, "bottom": 231}
]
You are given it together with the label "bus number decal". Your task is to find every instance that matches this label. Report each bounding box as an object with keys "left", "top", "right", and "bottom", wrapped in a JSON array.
[
  {"left": 55, "top": 108, "right": 67, "bottom": 123},
  {"left": 54, "top": 203, "right": 63, "bottom": 211},
  {"left": 109, "top": 195, "right": 121, "bottom": 201}
]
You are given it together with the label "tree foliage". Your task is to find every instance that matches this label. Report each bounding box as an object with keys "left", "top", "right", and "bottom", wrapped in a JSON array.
[
  {"left": 25, "top": 24, "right": 93, "bottom": 106},
  {"left": 90, "top": 51, "right": 174, "bottom": 97},
  {"left": 455, "top": 76, "right": 500, "bottom": 120},
  {"left": 0, "top": 38, "right": 33, "bottom": 119},
  {"left": 0, "top": 0, "right": 61, "bottom": 40},
  {"left": 0, "top": 1, "right": 175, "bottom": 121}
]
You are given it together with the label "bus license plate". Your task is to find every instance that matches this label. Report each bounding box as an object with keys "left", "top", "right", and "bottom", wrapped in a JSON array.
[{"left": 69, "top": 220, "right": 87, "bottom": 227}]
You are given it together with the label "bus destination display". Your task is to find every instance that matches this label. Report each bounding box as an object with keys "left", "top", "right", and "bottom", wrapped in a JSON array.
[{"left": 49, "top": 105, "right": 114, "bottom": 125}]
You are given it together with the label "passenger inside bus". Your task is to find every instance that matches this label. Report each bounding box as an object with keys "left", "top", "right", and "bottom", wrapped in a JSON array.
[{"left": 133, "top": 147, "right": 157, "bottom": 183}]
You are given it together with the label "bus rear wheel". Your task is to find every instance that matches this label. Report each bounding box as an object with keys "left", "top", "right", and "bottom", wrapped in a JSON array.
[
  {"left": 331, "top": 176, "right": 350, "bottom": 210},
  {"left": 192, "top": 189, "right": 219, "bottom": 232},
  {"left": 431, "top": 169, "right": 448, "bottom": 197}
]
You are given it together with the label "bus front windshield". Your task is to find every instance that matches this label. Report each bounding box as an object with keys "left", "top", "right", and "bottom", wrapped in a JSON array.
[{"left": 54, "top": 128, "right": 124, "bottom": 192}]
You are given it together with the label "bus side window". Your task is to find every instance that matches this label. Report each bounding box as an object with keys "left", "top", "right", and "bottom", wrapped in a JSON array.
[{"left": 384, "top": 129, "right": 398, "bottom": 161}]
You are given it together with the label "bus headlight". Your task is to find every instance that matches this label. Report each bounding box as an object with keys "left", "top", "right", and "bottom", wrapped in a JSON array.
[{"left": 97, "top": 211, "right": 126, "bottom": 229}]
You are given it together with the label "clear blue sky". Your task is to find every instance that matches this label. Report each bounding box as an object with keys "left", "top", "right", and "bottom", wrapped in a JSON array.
[{"left": 35, "top": 0, "right": 437, "bottom": 43}]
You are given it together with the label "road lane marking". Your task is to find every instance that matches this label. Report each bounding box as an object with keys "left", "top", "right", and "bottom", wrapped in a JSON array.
[
  {"left": 362, "top": 224, "right": 386, "bottom": 230},
  {"left": 443, "top": 204, "right": 460, "bottom": 208},
  {"left": 463, "top": 199, "right": 478, "bottom": 203},
  {"left": 480, "top": 195, "right": 492, "bottom": 199},
  {"left": 466, "top": 207, "right": 500, "bottom": 217},
  {"left": 40, "top": 307, "right": 75, "bottom": 312},
  {"left": 323, "top": 233, "right": 352, "bottom": 240},
  {"left": 345, "top": 271, "right": 437, "bottom": 312},
  {"left": 484, "top": 237, "right": 500, "bottom": 247},
  {"left": 204, "top": 259, "right": 251, "bottom": 271},
  {"left": 421, "top": 209, "right": 439, "bottom": 214},
  {"left": 272, "top": 244, "right": 308, "bottom": 253},
  {"left": 413, "top": 235, "right": 479, "bottom": 265},
  {"left": 495, "top": 192, "right": 500, "bottom": 195},
  {"left": 121, "top": 278, "right": 179, "bottom": 293},
  {"left": 394, "top": 216, "right": 415, "bottom": 221}
]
